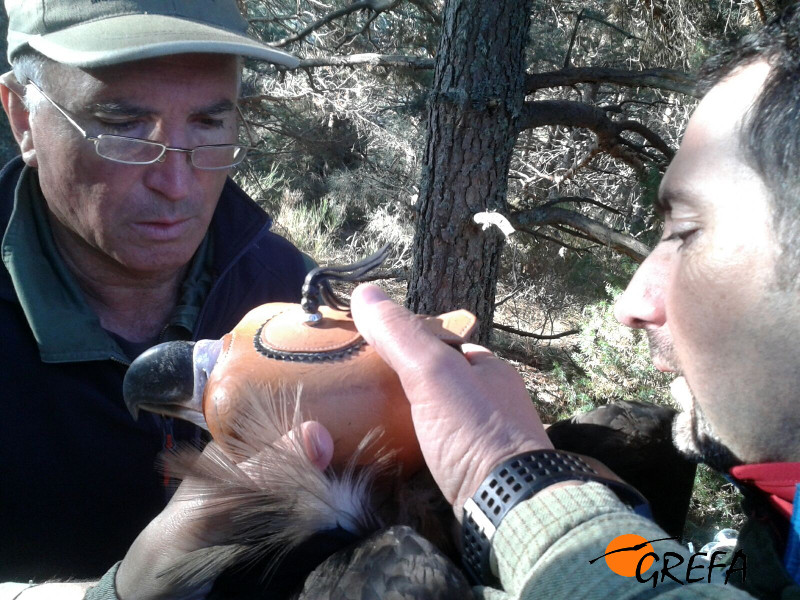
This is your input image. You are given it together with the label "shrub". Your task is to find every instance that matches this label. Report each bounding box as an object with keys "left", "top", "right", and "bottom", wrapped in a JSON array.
[{"left": 554, "top": 285, "right": 674, "bottom": 413}]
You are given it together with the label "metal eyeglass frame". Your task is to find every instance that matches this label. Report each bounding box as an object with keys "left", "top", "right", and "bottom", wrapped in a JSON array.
[{"left": 27, "top": 79, "right": 255, "bottom": 171}]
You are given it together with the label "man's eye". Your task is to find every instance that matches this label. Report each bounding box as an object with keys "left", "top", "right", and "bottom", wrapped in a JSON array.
[
  {"left": 662, "top": 229, "right": 699, "bottom": 248},
  {"left": 197, "top": 117, "right": 225, "bottom": 129},
  {"left": 99, "top": 119, "right": 141, "bottom": 133}
]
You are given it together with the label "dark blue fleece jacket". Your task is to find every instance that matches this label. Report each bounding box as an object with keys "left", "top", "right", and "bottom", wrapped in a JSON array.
[{"left": 0, "top": 157, "right": 308, "bottom": 580}]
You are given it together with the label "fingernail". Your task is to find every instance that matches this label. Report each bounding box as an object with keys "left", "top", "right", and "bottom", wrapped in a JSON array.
[
  {"left": 307, "top": 428, "right": 323, "bottom": 462},
  {"left": 357, "top": 283, "right": 389, "bottom": 305}
]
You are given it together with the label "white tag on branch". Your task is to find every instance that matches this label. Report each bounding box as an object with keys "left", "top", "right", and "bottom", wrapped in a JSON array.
[{"left": 473, "top": 211, "right": 516, "bottom": 239}]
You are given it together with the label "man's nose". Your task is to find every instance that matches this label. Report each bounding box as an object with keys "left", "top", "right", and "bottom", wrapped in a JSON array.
[
  {"left": 614, "top": 251, "right": 668, "bottom": 329},
  {"left": 143, "top": 148, "right": 193, "bottom": 201}
]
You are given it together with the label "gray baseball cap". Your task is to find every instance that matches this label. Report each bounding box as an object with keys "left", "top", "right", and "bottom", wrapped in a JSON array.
[{"left": 4, "top": 0, "right": 299, "bottom": 68}]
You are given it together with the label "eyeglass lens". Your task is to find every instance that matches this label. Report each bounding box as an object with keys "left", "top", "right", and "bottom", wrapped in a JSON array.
[{"left": 94, "top": 137, "right": 246, "bottom": 169}]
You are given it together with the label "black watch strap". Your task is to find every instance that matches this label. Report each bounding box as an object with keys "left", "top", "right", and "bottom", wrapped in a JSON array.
[{"left": 461, "top": 449, "right": 651, "bottom": 585}]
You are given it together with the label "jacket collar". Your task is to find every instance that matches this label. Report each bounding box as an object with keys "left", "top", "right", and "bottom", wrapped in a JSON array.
[
  {"left": 730, "top": 463, "right": 800, "bottom": 521},
  {"left": 1, "top": 163, "right": 125, "bottom": 363}
]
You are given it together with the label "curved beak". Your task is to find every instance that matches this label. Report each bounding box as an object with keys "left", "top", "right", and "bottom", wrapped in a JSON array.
[{"left": 123, "top": 339, "right": 223, "bottom": 430}]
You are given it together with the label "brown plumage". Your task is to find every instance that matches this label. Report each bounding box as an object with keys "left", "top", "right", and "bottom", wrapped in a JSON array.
[{"left": 295, "top": 526, "right": 473, "bottom": 600}]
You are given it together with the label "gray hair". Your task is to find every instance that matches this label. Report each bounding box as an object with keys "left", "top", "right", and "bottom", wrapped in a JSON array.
[
  {"left": 10, "top": 50, "right": 55, "bottom": 114},
  {"left": 11, "top": 49, "right": 245, "bottom": 114}
]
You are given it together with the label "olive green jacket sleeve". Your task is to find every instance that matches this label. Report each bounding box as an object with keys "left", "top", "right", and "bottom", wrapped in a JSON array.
[
  {"left": 474, "top": 483, "right": 755, "bottom": 600},
  {"left": 83, "top": 563, "right": 120, "bottom": 600}
]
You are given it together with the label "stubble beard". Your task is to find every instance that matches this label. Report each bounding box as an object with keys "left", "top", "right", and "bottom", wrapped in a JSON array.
[
  {"left": 646, "top": 330, "right": 742, "bottom": 473},
  {"left": 672, "top": 394, "right": 742, "bottom": 472}
]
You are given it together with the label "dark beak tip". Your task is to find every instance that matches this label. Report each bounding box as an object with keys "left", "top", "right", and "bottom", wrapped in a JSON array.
[{"left": 123, "top": 341, "right": 196, "bottom": 420}]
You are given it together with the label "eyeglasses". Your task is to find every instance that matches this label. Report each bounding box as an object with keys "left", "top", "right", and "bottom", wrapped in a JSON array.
[{"left": 27, "top": 80, "right": 252, "bottom": 170}]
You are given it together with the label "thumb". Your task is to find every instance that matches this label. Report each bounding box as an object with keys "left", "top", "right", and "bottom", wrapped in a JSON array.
[
  {"left": 351, "top": 283, "right": 447, "bottom": 379},
  {"left": 298, "top": 420, "right": 334, "bottom": 471},
  {"left": 261, "top": 420, "right": 334, "bottom": 473}
]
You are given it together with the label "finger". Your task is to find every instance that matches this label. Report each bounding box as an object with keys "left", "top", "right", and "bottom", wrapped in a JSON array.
[
  {"left": 273, "top": 421, "right": 334, "bottom": 472},
  {"left": 300, "top": 421, "right": 334, "bottom": 471},
  {"left": 351, "top": 284, "right": 448, "bottom": 375},
  {"left": 460, "top": 343, "right": 494, "bottom": 364}
]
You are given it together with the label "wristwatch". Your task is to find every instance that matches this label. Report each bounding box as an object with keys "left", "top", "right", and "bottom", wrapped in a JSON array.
[{"left": 461, "top": 449, "right": 651, "bottom": 584}]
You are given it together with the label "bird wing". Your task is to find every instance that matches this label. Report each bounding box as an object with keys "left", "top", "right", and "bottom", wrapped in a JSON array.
[{"left": 297, "top": 525, "right": 474, "bottom": 600}]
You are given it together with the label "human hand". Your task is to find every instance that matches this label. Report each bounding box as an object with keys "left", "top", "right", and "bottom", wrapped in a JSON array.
[
  {"left": 114, "top": 421, "right": 334, "bottom": 600},
  {"left": 350, "top": 284, "right": 553, "bottom": 517}
]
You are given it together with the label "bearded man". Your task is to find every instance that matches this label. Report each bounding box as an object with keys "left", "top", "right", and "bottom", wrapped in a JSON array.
[{"left": 352, "top": 8, "right": 800, "bottom": 598}]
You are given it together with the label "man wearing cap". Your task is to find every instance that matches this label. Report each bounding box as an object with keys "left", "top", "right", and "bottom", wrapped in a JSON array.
[{"left": 0, "top": 0, "right": 311, "bottom": 592}]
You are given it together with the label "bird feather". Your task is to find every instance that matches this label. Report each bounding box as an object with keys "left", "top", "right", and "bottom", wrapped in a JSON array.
[{"left": 158, "top": 383, "right": 393, "bottom": 588}]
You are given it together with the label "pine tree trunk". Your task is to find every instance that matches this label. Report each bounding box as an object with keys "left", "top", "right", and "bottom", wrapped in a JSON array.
[{"left": 407, "top": 0, "right": 532, "bottom": 343}]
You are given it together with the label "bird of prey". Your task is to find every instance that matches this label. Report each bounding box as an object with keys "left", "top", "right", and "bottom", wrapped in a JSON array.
[
  {"left": 124, "top": 257, "right": 477, "bottom": 598},
  {"left": 124, "top": 251, "right": 695, "bottom": 598},
  {"left": 546, "top": 400, "right": 697, "bottom": 538}
]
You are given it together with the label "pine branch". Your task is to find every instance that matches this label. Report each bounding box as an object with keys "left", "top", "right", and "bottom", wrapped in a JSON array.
[
  {"left": 538, "top": 196, "right": 622, "bottom": 216},
  {"left": 517, "top": 100, "right": 675, "bottom": 168},
  {"left": 526, "top": 67, "right": 697, "bottom": 97},
  {"left": 294, "top": 53, "right": 434, "bottom": 69},
  {"left": 269, "top": 0, "right": 403, "bottom": 48},
  {"left": 510, "top": 206, "right": 651, "bottom": 263},
  {"left": 492, "top": 323, "right": 580, "bottom": 340},
  {"left": 618, "top": 119, "right": 675, "bottom": 160}
]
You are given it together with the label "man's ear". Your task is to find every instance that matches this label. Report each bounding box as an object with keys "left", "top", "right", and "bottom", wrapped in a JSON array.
[{"left": 0, "top": 72, "right": 37, "bottom": 167}]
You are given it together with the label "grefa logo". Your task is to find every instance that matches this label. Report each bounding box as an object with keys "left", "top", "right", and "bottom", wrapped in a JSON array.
[{"left": 589, "top": 534, "right": 747, "bottom": 588}]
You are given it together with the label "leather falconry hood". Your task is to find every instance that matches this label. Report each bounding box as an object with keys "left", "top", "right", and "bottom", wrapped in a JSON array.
[{"left": 124, "top": 247, "right": 477, "bottom": 474}]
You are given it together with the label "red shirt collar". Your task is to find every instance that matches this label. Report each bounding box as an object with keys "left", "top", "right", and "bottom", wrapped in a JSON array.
[{"left": 729, "top": 463, "right": 800, "bottom": 520}]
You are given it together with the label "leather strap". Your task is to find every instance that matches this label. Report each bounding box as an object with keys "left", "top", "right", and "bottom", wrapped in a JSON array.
[{"left": 256, "top": 306, "right": 478, "bottom": 359}]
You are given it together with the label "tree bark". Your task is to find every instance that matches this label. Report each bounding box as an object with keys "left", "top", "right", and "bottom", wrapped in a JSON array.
[{"left": 406, "top": 0, "right": 532, "bottom": 343}]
